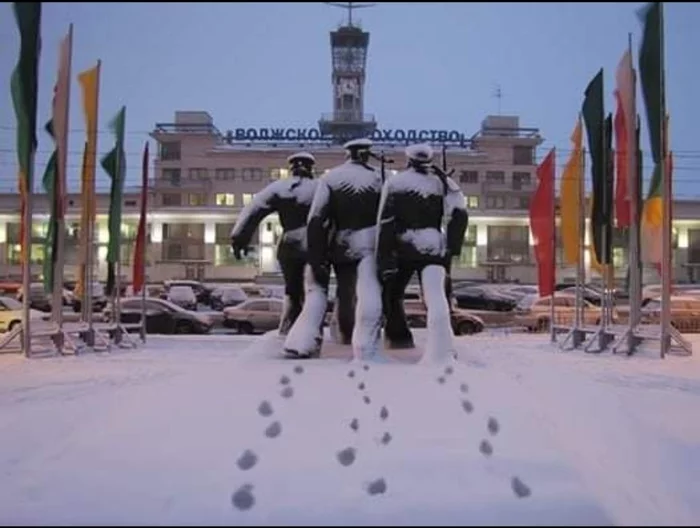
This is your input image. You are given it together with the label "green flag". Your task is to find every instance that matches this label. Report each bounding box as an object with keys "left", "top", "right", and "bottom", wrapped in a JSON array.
[
  {"left": 42, "top": 120, "right": 58, "bottom": 294},
  {"left": 100, "top": 106, "right": 126, "bottom": 296},
  {"left": 10, "top": 2, "right": 41, "bottom": 269},
  {"left": 638, "top": 2, "right": 665, "bottom": 264},
  {"left": 582, "top": 68, "right": 613, "bottom": 265}
]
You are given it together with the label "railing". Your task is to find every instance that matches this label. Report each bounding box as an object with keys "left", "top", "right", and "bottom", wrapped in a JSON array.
[
  {"left": 153, "top": 123, "right": 222, "bottom": 136},
  {"left": 319, "top": 112, "right": 376, "bottom": 123}
]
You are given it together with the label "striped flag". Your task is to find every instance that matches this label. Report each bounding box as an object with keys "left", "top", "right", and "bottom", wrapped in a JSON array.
[{"left": 132, "top": 142, "right": 150, "bottom": 295}]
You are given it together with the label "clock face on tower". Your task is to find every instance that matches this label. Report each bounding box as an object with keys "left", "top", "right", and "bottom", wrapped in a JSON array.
[{"left": 336, "top": 78, "right": 358, "bottom": 97}]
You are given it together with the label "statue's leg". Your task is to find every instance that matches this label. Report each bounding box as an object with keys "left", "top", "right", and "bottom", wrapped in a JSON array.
[
  {"left": 278, "top": 257, "right": 305, "bottom": 336},
  {"left": 334, "top": 262, "right": 358, "bottom": 345},
  {"left": 418, "top": 264, "right": 456, "bottom": 365},
  {"left": 283, "top": 264, "right": 329, "bottom": 358},
  {"left": 382, "top": 265, "right": 416, "bottom": 349},
  {"left": 351, "top": 255, "right": 384, "bottom": 361}
]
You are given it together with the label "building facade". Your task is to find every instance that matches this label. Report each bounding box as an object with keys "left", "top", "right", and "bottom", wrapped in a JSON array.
[{"left": 2, "top": 110, "right": 700, "bottom": 285}]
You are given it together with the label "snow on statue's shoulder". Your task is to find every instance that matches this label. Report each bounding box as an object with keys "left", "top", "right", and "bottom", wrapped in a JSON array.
[
  {"left": 387, "top": 169, "right": 442, "bottom": 198},
  {"left": 267, "top": 176, "right": 318, "bottom": 204}
]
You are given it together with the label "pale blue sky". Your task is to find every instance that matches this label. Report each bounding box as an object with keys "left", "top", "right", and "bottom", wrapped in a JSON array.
[{"left": 0, "top": 2, "right": 699, "bottom": 196}]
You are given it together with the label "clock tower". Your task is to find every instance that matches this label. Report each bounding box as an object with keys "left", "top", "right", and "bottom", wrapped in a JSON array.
[{"left": 318, "top": 2, "right": 377, "bottom": 142}]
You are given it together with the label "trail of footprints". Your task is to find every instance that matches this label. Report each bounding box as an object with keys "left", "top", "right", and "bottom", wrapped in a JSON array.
[
  {"left": 437, "top": 362, "right": 532, "bottom": 499},
  {"left": 231, "top": 365, "right": 305, "bottom": 511},
  {"left": 232, "top": 355, "right": 531, "bottom": 512},
  {"left": 337, "top": 363, "right": 391, "bottom": 496}
]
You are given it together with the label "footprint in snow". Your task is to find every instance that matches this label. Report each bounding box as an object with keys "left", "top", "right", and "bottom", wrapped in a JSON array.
[
  {"left": 280, "top": 386, "right": 294, "bottom": 399},
  {"left": 264, "top": 421, "right": 282, "bottom": 439},
  {"left": 336, "top": 447, "right": 357, "bottom": 467},
  {"left": 231, "top": 484, "right": 255, "bottom": 511},
  {"left": 366, "top": 478, "right": 387, "bottom": 495},
  {"left": 257, "top": 401, "right": 273, "bottom": 417},
  {"left": 236, "top": 450, "right": 258, "bottom": 471}
]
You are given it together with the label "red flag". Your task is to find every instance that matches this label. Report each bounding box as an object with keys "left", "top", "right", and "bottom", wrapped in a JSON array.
[
  {"left": 614, "top": 92, "right": 631, "bottom": 227},
  {"left": 614, "top": 48, "right": 636, "bottom": 229},
  {"left": 132, "top": 142, "right": 149, "bottom": 295},
  {"left": 529, "top": 148, "right": 556, "bottom": 297}
]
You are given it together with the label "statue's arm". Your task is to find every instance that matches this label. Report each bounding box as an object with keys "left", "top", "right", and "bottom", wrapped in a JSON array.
[
  {"left": 444, "top": 177, "right": 469, "bottom": 259},
  {"left": 230, "top": 184, "right": 278, "bottom": 250},
  {"left": 376, "top": 179, "right": 399, "bottom": 278},
  {"left": 306, "top": 180, "right": 332, "bottom": 274}
]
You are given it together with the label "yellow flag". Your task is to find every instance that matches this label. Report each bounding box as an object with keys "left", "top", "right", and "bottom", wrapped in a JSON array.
[
  {"left": 559, "top": 116, "right": 584, "bottom": 265},
  {"left": 75, "top": 62, "right": 100, "bottom": 301}
]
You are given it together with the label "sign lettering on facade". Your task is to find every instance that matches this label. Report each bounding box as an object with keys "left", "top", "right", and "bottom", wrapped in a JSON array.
[{"left": 224, "top": 127, "right": 469, "bottom": 146}]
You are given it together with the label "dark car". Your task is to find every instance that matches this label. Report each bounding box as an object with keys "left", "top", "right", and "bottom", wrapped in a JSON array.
[
  {"left": 453, "top": 286, "right": 518, "bottom": 312},
  {"left": 164, "top": 280, "right": 214, "bottom": 306},
  {"left": 403, "top": 300, "right": 485, "bottom": 335},
  {"left": 107, "top": 297, "right": 213, "bottom": 335},
  {"left": 71, "top": 282, "right": 108, "bottom": 313}
]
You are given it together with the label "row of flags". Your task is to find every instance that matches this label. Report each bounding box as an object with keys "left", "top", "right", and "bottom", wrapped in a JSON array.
[
  {"left": 529, "top": 2, "right": 670, "bottom": 297},
  {"left": 10, "top": 2, "right": 150, "bottom": 302}
]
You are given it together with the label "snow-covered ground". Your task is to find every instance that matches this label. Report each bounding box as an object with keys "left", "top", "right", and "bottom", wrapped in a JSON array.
[{"left": 0, "top": 330, "right": 699, "bottom": 526}]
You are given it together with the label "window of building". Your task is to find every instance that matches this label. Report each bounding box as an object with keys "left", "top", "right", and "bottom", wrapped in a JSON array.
[
  {"left": 270, "top": 168, "right": 290, "bottom": 180},
  {"left": 485, "top": 170, "right": 505, "bottom": 184},
  {"left": 689, "top": 229, "right": 700, "bottom": 264},
  {"left": 188, "top": 168, "right": 209, "bottom": 181},
  {"left": 160, "top": 141, "right": 181, "bottom": 161},
  {"left": 162, "top": 168, "right": 181, "bottom": 185},
  {"left": 455, "top": 225, "right": 478, "bottom": 269},
  {"left": 486, "top": 225, "right": 530, "bottom": 264},
  {"left": 251, "top": 168, "right": 264, "bottom": 181},
  {"left": 7, "top": 244, "right": 45, "bottom": 265},
  {"left": 124, "top": 200, "right": 137, "bottom": 207},
  {"left": 512, "top": 171, "right": 531, "bottom": 189},
  {"left": 162, "top": 223, "right": 204, "bottom": 240},
  {"left": 162, "top": 193, "right": 182, "bottom": 206},
  {"left": 243, "top": 193, "right": 254, "bottom": 206},
  {"left": 216, "top": 193, "right": 235, "bottom": 206},
  {"left": 513, "top": 146, "right": 534, "bottom": 165},
  {"left": 121, "top": 222, "right": 138, "bottom": 240},
  {"left": 215, "top": 168, "right": 236, "bottom": 180},
  {"left": 466, "top": 196, "right": 479, "bottom": 209},
  {"left": 188, "top": 193, "right": 207, "bottom": 206},
  {"left": 241, "top": 168, "right": 254, "bottom": 181},
  {"left": 459, "top": 170, "right": 478, "bottom": 184},
  {"left": 485, "top": 196, "right": 506, "bottom": 209}
]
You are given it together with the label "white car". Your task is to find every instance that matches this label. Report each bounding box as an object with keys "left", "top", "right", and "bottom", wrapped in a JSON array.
[{"left": 0, "top": 296, "right": 48, "bottom": 333}]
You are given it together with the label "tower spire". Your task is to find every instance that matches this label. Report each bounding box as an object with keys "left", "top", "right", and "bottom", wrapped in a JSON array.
[{"left": 326, "top": 2, "right": 376, "bottom": 27}]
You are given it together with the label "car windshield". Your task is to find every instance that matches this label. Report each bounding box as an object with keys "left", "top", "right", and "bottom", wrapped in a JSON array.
[
  {"left": 1, "top": 297, "right": 22, "bottom": 310},
  {"left": 91, "top": 283, "right": 105, "bottom": 297},
  {"left": 168, "top": 286, "right": 196, "bottom": 302},
  {"left": 516, "top": 295, "right": 537, "bottom": 310},
  {"left": 644, "top": 300, "right": 662, "bottom": 311}
]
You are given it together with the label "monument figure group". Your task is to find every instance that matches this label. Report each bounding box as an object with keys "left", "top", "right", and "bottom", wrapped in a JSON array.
[{"left": 230, "top": 139, "right": 469, "bottom": 364}]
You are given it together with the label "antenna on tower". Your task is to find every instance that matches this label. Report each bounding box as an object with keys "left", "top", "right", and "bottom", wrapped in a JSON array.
[
  {"left": 326, "top": 2, "right": 376, "bottom": 27},
  {"left": 493, "top": 84, "right": 503, "bottom": 115}
]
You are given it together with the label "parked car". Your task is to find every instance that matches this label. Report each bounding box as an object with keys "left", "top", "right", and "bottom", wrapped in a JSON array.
[
  {"left": 403, "top": 300, "right": 485, "bottom": 335},
  {"left": 512, "top": 293, "right": 615, "bottom": 332},
  {"left": 223, "top": 298, "right": 285, "bottom": 334},
  {"left": 558, "top": 285, "right": 604, "bottom": 306},
  {"left": 0, "top": 296, "right": 49, "bottom": 332},
  {"left": 105, "top": 297, "right": 213, "bottom": 335},
  {"left": 167, "top": 285, "right": 198, "bottom": 311},
  {"left": 640, "top": 295, "right": 700, "bottom": 333},
  {"left": 453, "top": 286, "right": 518, "bottom": 312},
  {"left": 163, "top": 280, "right": 214, "bottom": 306},
  {"left": 210, "top": 286, "right": 248, "bottom": 311},
  {"left": 71, "top": 282, "right": 108, "bottom": 313}
]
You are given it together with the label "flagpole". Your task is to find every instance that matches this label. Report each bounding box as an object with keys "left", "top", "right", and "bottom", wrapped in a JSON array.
[
  {"left": 140, "top": 142, "right": 149, "bottom": 344},
  {"left": 550, "top": 147, "right": 556, "bottom": 343},
  {"left": 52, "top": 23, "right": 73, "bottom": 354},
  {"left": 113, "top": 108, "right": 124, "bottom": 347},
  {"left": 84, "top": 59, "right": 101, "bottom": 349},
  {"left": 627, "top": 32, "right": 641, "bottom": 354},
  {"left": 574, "top": 145, "right": 586, "bottom": 347},
  {"left": 658, "top": 5, "right": 670, "bottom": 359},
  {"left": 21, "top": 153, "right": 34, "bottom": 359}
]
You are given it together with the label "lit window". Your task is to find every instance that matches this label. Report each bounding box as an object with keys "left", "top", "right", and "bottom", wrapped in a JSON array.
[
  {"left": 467, "top": 196, "right": 479, "bottom": 208},
  {"left": 279, "top": 168, "right": 290, "bottom": 179},
  {"left": 243, "top": 193, "right": 254, "bottom": 206},
  {"left": 216, "top": 193, "right": 235, "bottom": 206}
]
